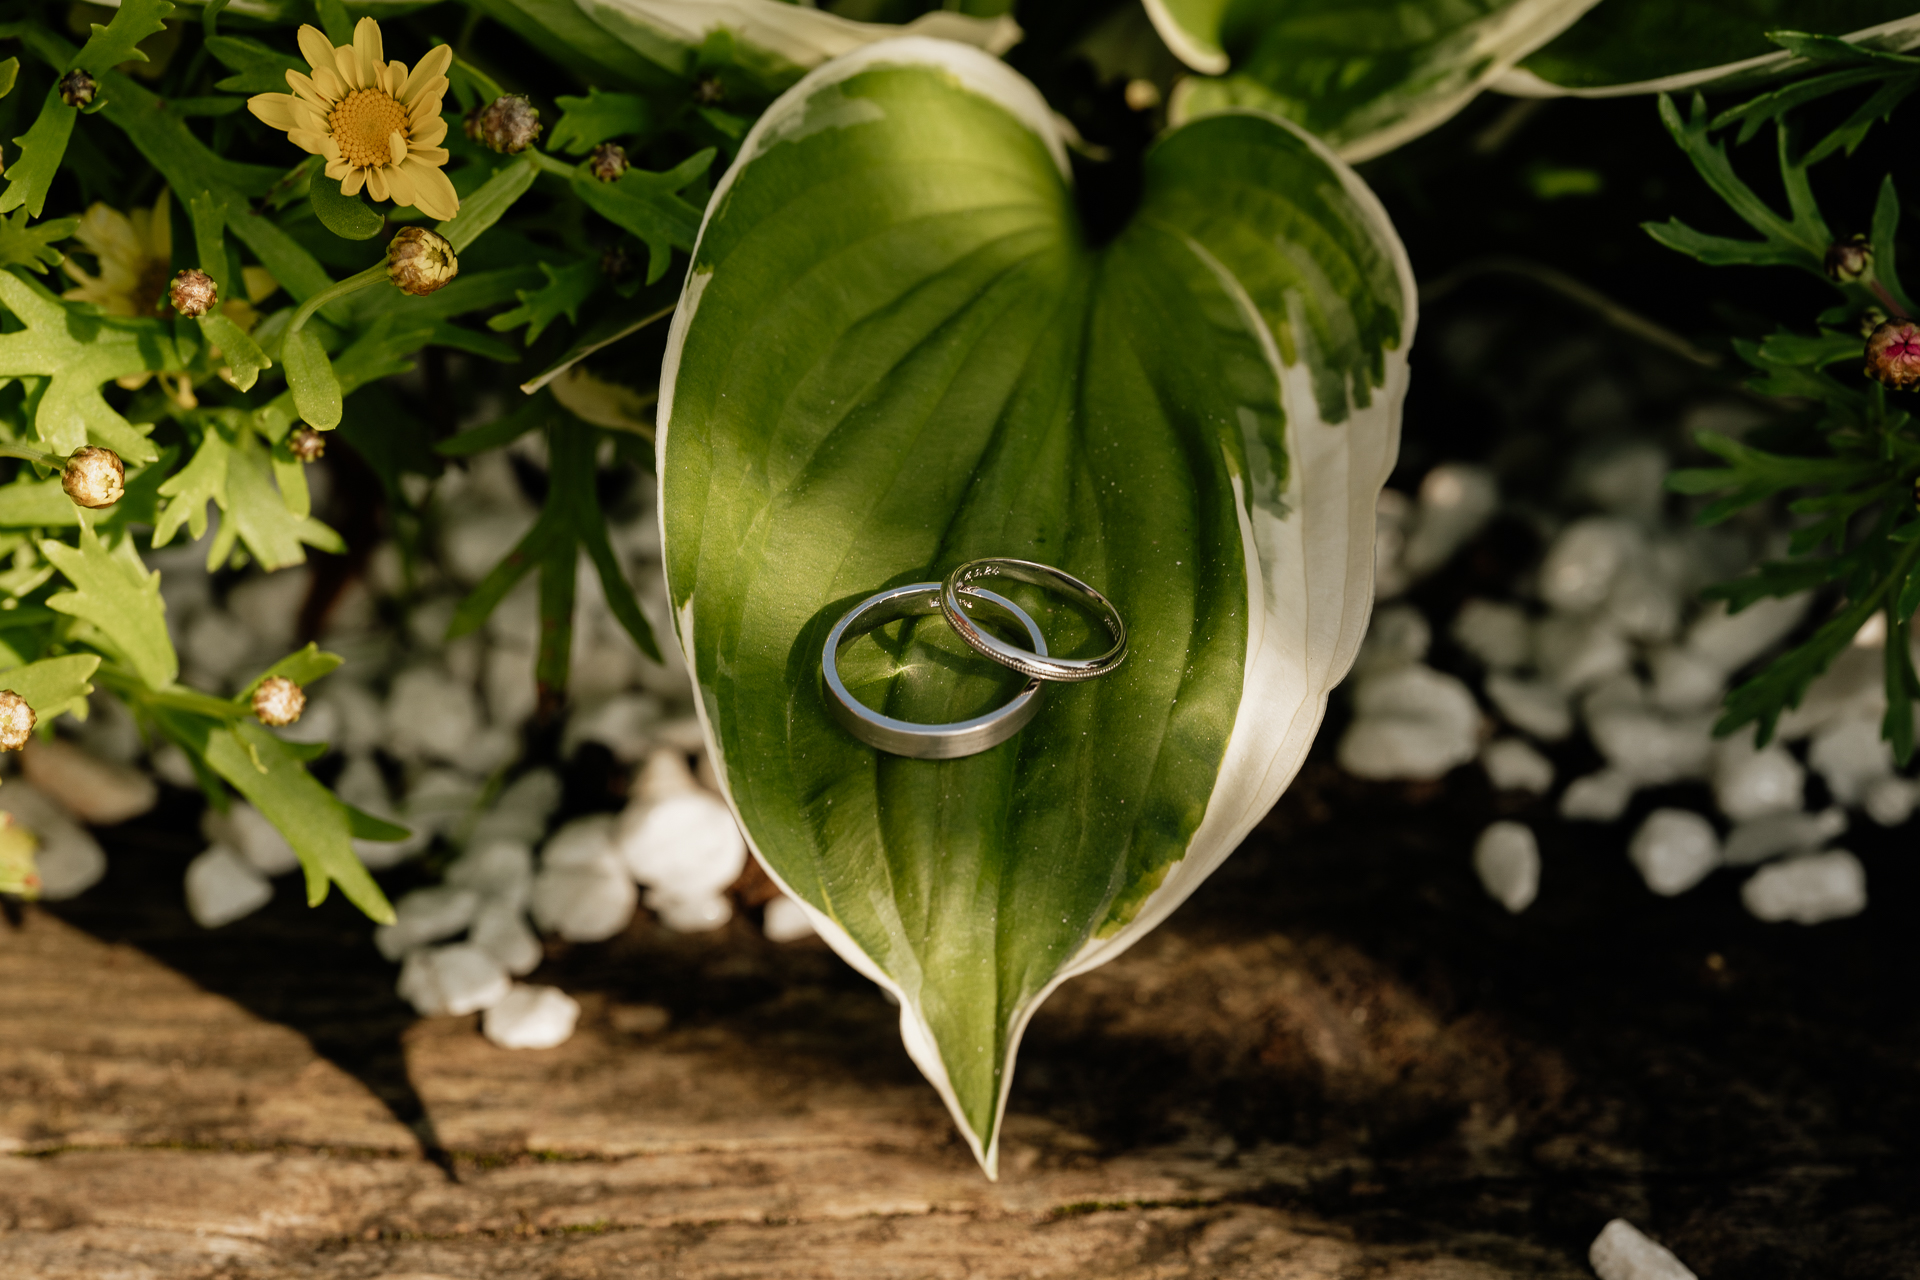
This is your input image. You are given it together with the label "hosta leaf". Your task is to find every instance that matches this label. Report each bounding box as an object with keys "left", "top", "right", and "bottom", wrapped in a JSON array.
[
  {"left": 1154, "top": 0, "right": 1600, "bottom": 161},
  {"left": 43, "top": 524, "right": 178, "bottom": 690},
  {"left": 1497, "top": 2, "right": 1920, "bottom": 96},
  {"left": 659, "top": 42, "right": 1411, "bottom": 1174}
]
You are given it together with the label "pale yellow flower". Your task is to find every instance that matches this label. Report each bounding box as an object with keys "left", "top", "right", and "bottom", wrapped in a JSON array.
[
  {"left": 246, "top": 18, "right": 458, "bottom": 220},
  {"left": 63, "top": 189, "right": 172, "bottom": 319}
]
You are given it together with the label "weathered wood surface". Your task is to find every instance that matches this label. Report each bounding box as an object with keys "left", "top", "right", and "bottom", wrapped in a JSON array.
[{"left": 4, "top": 769, "right": 1918, "bottom": 1277}]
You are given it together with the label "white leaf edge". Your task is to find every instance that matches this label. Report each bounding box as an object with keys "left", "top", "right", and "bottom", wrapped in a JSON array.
[
  {"left": 1491, "top": 11, "right": 1920, "bottom": 98},
  {"left": 1155, "top": 0, "right": 1602, "bottom": 162},
  {"left": 656, "top": 36, "right": 1415, "bottom": 1178},
  {"left": 575, "top": 0, "right": 1022, "bottom": 76}
]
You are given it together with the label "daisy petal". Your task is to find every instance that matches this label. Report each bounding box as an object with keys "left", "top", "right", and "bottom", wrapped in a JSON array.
[
  {"left": 247, "top": 93, "right": 299, "bottom": 130},
  {"left": 408, "top": 96, "right": 445, "bottom": 128},
  {"left": 341, "top": 169, "right": 367, "bottom": 196},
  {"left": 403, "top": 160, "right": 460, "bottom": 221},
  {"left": 384, "top": 165, "right": 416, "bottom": 207},
  {"left": 402, "top": 45, "right": 453, "bottom": 104},
  {"left": 386, "top": 61, "right": 407, "bottom": 97},
  {"left": 354, "top": 17, "right": 384, "bottom": 74},
  {"left": 335, "top": 45, "right": 361, "bottom": 90},
  {"left": 242, "top": 266, "right": 279, "bottom": 304},
  {"left": 388, "top": 130, "right": 407, "bottom": 167},
  {"left": 366, "top": 167, "right": 389, "bottom": 202},
  {"left": 296, "top": 25, "right": 338, "bottom": 76},
  {"left": 324, "top": 158, "right": 352, "bottom": 180},
  {"left": 293, "top": 104, "right": 328, "bottom": 134},
  {"left": 411, "top": 118, "right": 447, "bottom": 148},
  {"left": 288, "top": 130, "right": 332, "bottom": 156},
  {"left": 309, "top": 66, "right": 344, "bottom": 102},
  {"left": 405, "top": 146, "right": 450, "bottom": 167}
]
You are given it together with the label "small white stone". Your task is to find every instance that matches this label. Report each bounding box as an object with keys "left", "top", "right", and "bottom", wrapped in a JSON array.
[
  {"left": 226, "top": 569, "right": 309, "bottom": 653},
  {"left": 1373, "top": 488, "right": 1412, "bottom": 600},
  {"left": 1587, "top": 708, "right": 1713, "bottom": 787},
  {"left": 1481, "top": 738, "right": 1553, "bottom": 794},
  {"left": 396, "top": 943, "right": 511, "bottom": 1017},
  {"left": 1647, "top": 645, "right": 1725, "bottom": 711},
  {"left": 529, "top": 855, "right": 637, "bottom": 942},
  {"left": 441, "top": 506, "right": 538, "bottom": 586},
  {"left": 1484, "top": 673, "right": 1573, "bottom": 741},
  {"left": 1775, "top": 645, "right": 1884, "bottom": 741},
  {"left": 1539, "top": 517, "right": 1637, "bottom": 613},
  {"left": 75, "top": 692, "right": 142, "bottom": 764},
  {"left": 403, "top": 768, "right": 483, "bottom": 839},
  {"left": 1863, "top": 775, "right": 1920, "bottom": 827},
  {"left": 1450, "top": 599, "right": 1531, "bottom": 670},
  {"left": 1589, "top": 1218, "right": 1698, "bottom": 1280},
  {"left": 564, "top": 692, "right": 665, "bottom": 763},
  {"left": 451, "top": 725, "right": 520, "bottom": 777},
  {"left": 1560, "top": 769, "right": 1635, "bottom": 822},
  {"left": 0, "top": 781, "right": 105, "bottom": 900},
  {"left": 1352, "top": 604, "right": 1431, "bottom": 677},
  {"left": 1808, "top": 716, "right": 1893, "bottom": 806},
  {"left": 1579, "top": 443, "right": 1669, "bottom": 522},
  {"left": 543, "top": 814, "right": 620, "bottom": 868},
  {"left": 646, "top": 889, "right": 734, "bottom": 933},
  {"left": 1742, "top": 850, "right": 1867, "bottom": 924},
  {"left": 1685, "top": 594, "right": 1810, "bottom": 673},
  {"left": 1628, "top": 809, "right": 1720, "bottom": 896},
  {"left": 619, "top": 792, "right": 748, "bottom": 899},
  {"left": 1534, "top": 613, "right": 1631, "bottom": 693},
  {"left": 1723, "top": 808, "right": 1847, "bottom": 866},
  {"left": 20, "top": 737, "right": 157, "bottom": 825},
  {"left": 150, "top": 743, "right": 199, "bottom": 789},
  {"left": 482, "top": 643, "right": 538, "bottom": 730},
  {"left": 271, "top": 696, "right": 340, "bottom": 747},
  {"left": 183, "top": 608, "right": 257, "bottom": 685},
  {"left": 471, "top": 898, "right": 543, "bottom": 975},
  {"left": 325, "top": 680, "right": 388, "bottom": 756},
  {"left": 1401, "top": 464, "right": 1497, "bottom": 578},
  {"left": 1337, "top": 664, "right": 1482, "bottom": 781},
  {"left": 633, "top": 747, "right": 702, "bottom": 805},
  {"left": 385, "top": 667, "right": 484, "bottom": 764},
  {"left": 482, "top": 983, "right": 580, "bottom": 1049},
  {"left": 373, "top": 885, "right": 481, "bottom": 961},
  {"left": 1472, "top": 821, "right": 1540, "bottom": 913},
  {"left": 468, "top": 769, "right": 563, "bottom": 848},
  {"left": 445, "top": 840, "right": 533, "bottom": 907},
  {"left": 1711, "top": 732, "right": 1804, "bottom": 822},
  {"left": 1605, "top": 562, "right": 1680, "bottom": 643},
  {"left": 184, "top": 845, "right": 274, "bottom": 928},
  {"left": 204, "top": 803, "right": 300, "bottom": 876},
  {"left": 763, "top": 895, "right": 816, "bottom": 942}
]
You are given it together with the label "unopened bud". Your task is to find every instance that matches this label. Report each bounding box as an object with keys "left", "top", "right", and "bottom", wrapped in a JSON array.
[
  {"left": 693, "top": 75, "right": 725, "bottom": 106},
  {"left": 1826, "top": 236, "right": 1872, "bottom": 282},
  {"left": 287, "top": 426, "right": 326, "bottom": 463},
  {"left": 468, "top": 94, "right": 541, "bottom": 154},
  {"left": 386, "top": 226, "right": 458, "bottom": 297},
  {"left": 169, "top": 268, "right": 218, "bottom": 318},
  {"left": 599, "top": 246, "right": 632, "bottom": 280},
  {"left": 252, "top": 676, "right": 306, "bottom": 727},
  {"left": 62, "top": 446, "right": 124, "bottom": 509},
  {"left": 0, "top": 690, "right": 34, "bottom": 751},
  {"left": 589, "top": 142, "right": 628, "bottom": 183},
  {"left": 1866, "top": 320, "right": 1920, "bottom": 389},
  {"left": 58, "top": 69, "right": 96, "bottom": 108}
]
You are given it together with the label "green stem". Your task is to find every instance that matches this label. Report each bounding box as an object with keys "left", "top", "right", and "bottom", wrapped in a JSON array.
[
  {"left": 528, "top": 147, "right": 577, "bottom": 179},
  {"left": 0, "top": 441, "right": 65, "bottom": 468},
  {"left": 286, "top": 262, "right": 390, "bottom": 335}
]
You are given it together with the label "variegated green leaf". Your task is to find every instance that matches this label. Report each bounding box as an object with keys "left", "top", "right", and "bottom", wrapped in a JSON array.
[
  {"left": 659, "top": 40, "right": 1411, "bottom": 1174},
  {"left": 1152, "top": 0, "right": 1600, "bottom": 160}
]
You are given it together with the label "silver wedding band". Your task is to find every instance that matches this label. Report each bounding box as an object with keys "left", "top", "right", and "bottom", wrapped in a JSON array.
[
  {"left": 822, "top": 582, "right": 1047, "bottom": 760},
  {"left": 940, "top": 558, "right": 1128, "bottom": 683}
]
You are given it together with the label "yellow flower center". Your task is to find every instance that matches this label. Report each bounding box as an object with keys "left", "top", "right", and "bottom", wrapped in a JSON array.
[{"left": 329, "top": 87, "right": 409, "bottom": 169}]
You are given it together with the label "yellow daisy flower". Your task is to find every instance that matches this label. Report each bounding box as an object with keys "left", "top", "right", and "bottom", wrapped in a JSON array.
[
  {"left": 63, "top": 189, "right": 173, "bottom": 319},
  {"left": 246, "top": 18, "right": 458, "bottom": 220}
]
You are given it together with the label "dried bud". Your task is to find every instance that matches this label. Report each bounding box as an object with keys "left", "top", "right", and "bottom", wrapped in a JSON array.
[
  {"left": 386, "top": 226, "right": 458, "bottom": 297},
  {"left": 1826, "top": 236, "right": 1872, "bottom": 282},
  {"left": 252, "top": 676, "right": 306, "bottom": 727},
  {"left": 0, "top": 690, "right": 34, "bottom": 751},
  {"left": 168, "top": 268, "right": 218, "bottom": 318},
  {"left": 62, "top": 446, "right": 124, "bottom": 509},
  {"left": 589, "top": 142, "right": 628, "bottom": 183},
  {"left": 58, "top": 69, "right": 96, "bottom": 108},
  {"left": 1866, "top": 320, "right": 1920, "bottom": 389},
  {"left": 470, "top": 94, "right": 541, "bottom": 154},
  {"left": 693, "top": 75, "right": 725, "bottom": 106},
  {"left": 287, "top": 426, "right": 326, "bottom": 463},
  {"left": 599, "top": 246, "right": 633, "bottom": 280}
]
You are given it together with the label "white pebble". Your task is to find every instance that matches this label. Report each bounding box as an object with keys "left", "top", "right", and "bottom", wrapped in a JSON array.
[
  {"left": 1534, "top": 613, "right": 1631, "bottom": 693},
  {"left": 1742, "top": 850, "right": 1867, "bottom": 924},
  {"left": 21, "top": 738, "right": 157, "bottom": 825},
  {"left": 0, "top": 781, "right": 105, "bottom": 900},
  {"left": 1484, "top": 673, "right": 1572, "bottom": 741},
  {"left": 441, "top": 506, "right": 537, "bottom": 586},
  {"left": 1401, "top": 464, "right": 1497, "bottom": 577},
  {"left": 182, "top": 608, "right": 256, "bottom": 685},
  {"left": 1685, "top": 594, "right": 1809, "bottom": 673},
  {"left": 482, "top": 983, "right": 580, "bottom": 1049},
  {"left": 467, "top": 768, "right": 563, "bottom": 848},
  {"left": 618, "top": 792, "right": 748, "bottom": 898},
  {"left": 1450, "top": 599, "right": 1531, "bottom": 670},
  {"left": 1710, "top": 733, "right": 1804, "bottom": 822},
  {"left": 530, "top": 855, "right": 637, "bottom": 942},
  {"left": 396, "top": 943, "right": 511, "bottom": 1016},
  {"left": 1628, "top": 809, "right": 1720, "bottom": 896},
  {"left": 184, "top": 845, "right": 273, "bottom": 928},
  {"left": 482, "top": 644, "right": 539, "bottom": 729},
  {"left": 763, "top": 895, "right": 817, "bottom": 942},
  {"left": 445, "top": 839, "right": 533, "bottom": 908},
  {"left": 1605, "top": 563, "right": 1680, "bottom": 642},
  {"left": 1539, "top": 517, "right": 1636, "bottom": 613},
  {"left": 226, "top": 569, "right": 308, "bottom": 653},
  {"left": 1473, "top": 822, "right": 1539, "bottom": 913},
  {"left": 1587, "top": 708, "right": 1713, "bottom": 787},
  {"left": 1373, "top": 488, "right": 1412, "bottom": 600},
  {"left": 1480, "top": 738, "right": 1553, "bottom": 794},
  {"left": 543, "top": 814, "right": 620, "bottom": 868},
  {"left": 1580, "top": 443, "right": 1669, "bottom": 521},
  {"left": 1863, "top": 775, "right": 1920, "bottom": 827},
  {"left": 633, "top": 747, "right": 702, "bottom": 804},
  {"left": 1647, "top": 645, "right": 1724, "bottom": 711},
  {"left": 1560, "top": 769, "right": 1635, "bottom": 822},
  {"left": 1808, "top": 716, "right": 1893, "bottom": 805},
  {"left": 646, "top": 889, "right": 734, "bottom": 932},
  {"left": 1338, "top": 664, "right": 1481, "bottom": 781},
  {"left": 1352, "top": 604, "right": 1431, "bottom": 677},
  {"left": 373, "top": 885, "right": 480, "bottom": 961},
  {"left": 1775, "top": 645, "right": 1883, "bottom": 741},
  {"left": 563, "top": 691, "right": 665, "bottom": 763},
  {"left": 204, "top": 802, "right": 300, "bottom": 876},
  {"left": 385, "top": 667, "right": 484, "bottom": 764},
  {"left": 471, "top": 898, "right": 543, "bottom": 975},
  {"left": 1589, "top": 1218, "right": 1698, "bottom": 1280},
  {"left": 1722, "top": 808, "right": 1846, "bottom": 866}
]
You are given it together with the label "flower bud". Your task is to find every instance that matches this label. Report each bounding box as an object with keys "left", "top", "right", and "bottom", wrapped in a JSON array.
[
  {"left": 1826, "top": 236, "right": 1872, "bottom": 282},
  {"left": 287, "top": 426, "right": 326, "bottom": 463},
  {"left": 168, "top": 268, "right": 218, "bottom": 318},
  {"left": 1866, "top": 320, "right": 1920, "bottom": 389},
  {"left": 0, "top": 690, "right": 34, "bottom": 751},
  {"left": 62, "top": 446, "right": 124, "bottom": 509},
  {"left": 694, "top": 75, "right": 725, "bottom": 106},
  {"left": 386, "top": 226, "right": 458, "bottom": 297},
  {"left": 58, "top": 70, "right": 96, "bottom": 108},
  {"left": 252, "top": 676, "right": 306, "bottom": 727},
  {"left": 469, "top": 94, "right": 541, "bottom": 154},
  {"left": 599, "top": 246, "right": 633, "bottom": 280},
  {"left": 589, "top": 142, "right": 628, "bottom": 183}
]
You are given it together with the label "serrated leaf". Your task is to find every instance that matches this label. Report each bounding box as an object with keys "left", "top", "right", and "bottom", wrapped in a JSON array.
[
  {"left": 224, "top": 430, "right": 340, "bottom": 570},
  {"left": 659, "top": 43, "right": 1408, "bottom": 1173},
  {"left": 436, "top": 154, "right": 537, "bottom": 254},
  {"left": 569, "top": 160, "right": 706, "bottom": 257},
  {"left": 0, "top": 653, "right": 100, "bottom": 723},
  {"left": 487, "top": 258, "right": 601, "bottom": 345},
  {"left": 283, "top": 326, "right": 342, "bottom": 430},
  {"left": 42, "top": 525, "right": 177, "bottom": 689},
  {"left": 310, "top": 176, "right": 384, "bottom": 240},
  {"left": 518, "top": 274, "right": 680, "bottom": 392},
  {"left": 200, "top": 313, "right": 271, "bottom": 391},
  {"left": 71, "top": 0, "right": 176, "bottom": 75},
  {"left": 550, "top": 87, "right": 652, "bottom": 153},
  {"left": 236, "top": 642, "right": 342, "bottom": 704},
  {"left": 0, "top": 271, "right": 171, "bottom": 462},
  {"left": 206, "top": 33, "right": 305, "bottom": 95},
  {"left": 154, "top": 421, "right": 230, "bottom": 548},
  {"left": 0, "top": 88, "right": 78, "bottom": 220},
  {"left": 0, "top": 210, "right": 78, "bottom": 274},
  {"left": 0, "top": 474, "right": 79, "bottom": 527}
]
